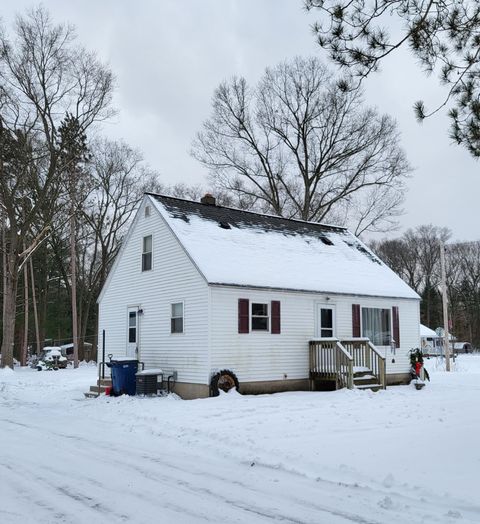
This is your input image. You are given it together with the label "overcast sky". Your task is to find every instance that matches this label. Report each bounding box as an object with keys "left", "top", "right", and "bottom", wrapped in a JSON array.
[{"left": 3, "top": 1, "right": 479, "bottom": 241}]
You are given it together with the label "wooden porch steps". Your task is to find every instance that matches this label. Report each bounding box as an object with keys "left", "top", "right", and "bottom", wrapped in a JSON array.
[
  {"left": 84, "top": 378, "right": 112, "bottom": 398},
  {"left": 309, "top": 338, "right": 387, "bottom": 392},
  {"left": 353, "top": 369, "right": 382, "bottom": 392},
  {"left": 355, "top": 383, "right": 383, "bottom": 392}
]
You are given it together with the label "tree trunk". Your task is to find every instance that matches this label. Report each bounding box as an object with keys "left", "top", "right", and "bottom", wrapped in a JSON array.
[
  {"left": 2, "top": 210, "right": 6, "bottom": 333},
  {"left": 1, "top": 253, "right": 19, "bottom": 368}
]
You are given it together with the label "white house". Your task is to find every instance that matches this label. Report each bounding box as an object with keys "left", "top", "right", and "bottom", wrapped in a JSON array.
[
  {"left": 420, "top": 324, "right": 473, "bottom": 355},
  {"left": 98, "top": 193, "right": 420, "bottom": 399},
  {"left": 420, "top": 324, "right": 442, "bottom": 355}
]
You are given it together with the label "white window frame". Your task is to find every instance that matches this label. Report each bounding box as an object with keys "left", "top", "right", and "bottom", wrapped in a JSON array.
[
  {"left": 360, "top": 307, "right": 392, "bottom": 347},
  {"left": 145, "top": 205, "right": 151, "bottom": 218},
  {"left": 170, "top": 301, "right": 185, "bottom": 334},
  {"left": 251, "top": 302, "right": 270, "bottom": 332},
  {"left": 142, "top": 234, "right": 153, "bottom": 272}
]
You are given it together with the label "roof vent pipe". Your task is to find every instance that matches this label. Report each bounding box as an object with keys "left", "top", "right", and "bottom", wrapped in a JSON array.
[{"left": 201, "top": 193, "right": 216, "bottom": 206}]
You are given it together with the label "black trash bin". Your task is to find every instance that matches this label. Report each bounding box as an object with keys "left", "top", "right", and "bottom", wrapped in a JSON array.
[{"left": 106, "top": 358, "right": 140, "bottom": 396}]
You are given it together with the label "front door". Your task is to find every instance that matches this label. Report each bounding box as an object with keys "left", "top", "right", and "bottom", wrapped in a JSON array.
[
  {"left": 315, "top": 304, "right": 335, "bottom": 338},
  {"left": 127, "top": 307, "right": 138, "bottom": 358}
]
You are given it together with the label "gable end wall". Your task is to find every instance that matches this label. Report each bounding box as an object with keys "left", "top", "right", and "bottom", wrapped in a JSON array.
[{"left": 98, "top": 199, "right": 210, "bottom": 384}]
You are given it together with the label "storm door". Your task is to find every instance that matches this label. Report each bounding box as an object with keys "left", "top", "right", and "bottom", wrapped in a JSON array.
[
  {"left": 127, "top": 308, "right": 138, "bottom": 357},
  {"left": 315, "top": 304, "right": 336, "bottom": 338}
]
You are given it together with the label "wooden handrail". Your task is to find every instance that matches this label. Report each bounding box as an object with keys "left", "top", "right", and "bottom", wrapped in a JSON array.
[
  {"left": 309, "top": 338, "right": 354, "bottom": 390},
  {"left": 335, "top": 340, "right": 354, "bottom": 362},
  {"left": 366, "top": 340, "right": 386, "bottom": 361},
  {"left": 309, "top": 337, "right": 386, "bottom": 390}
]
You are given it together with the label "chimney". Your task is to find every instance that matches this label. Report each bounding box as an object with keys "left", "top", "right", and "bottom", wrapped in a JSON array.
[{"left": 200, "top": 193, "right": 216, "bottom": 206}]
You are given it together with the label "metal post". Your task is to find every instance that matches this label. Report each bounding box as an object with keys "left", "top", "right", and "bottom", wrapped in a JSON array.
[
  {"left": 102, "top": 329, "right": 105, "bottom": 379},
  {"left": 440, "top": 242, "right": 451, "bottom": 371}
]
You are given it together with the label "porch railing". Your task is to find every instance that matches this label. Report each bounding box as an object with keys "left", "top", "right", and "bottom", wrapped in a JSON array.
[
  {"left": 309, "top": 338, "right": 354, "bottom": 389},
  {"left": 309, "top": 337, "right": 386, "bottom": 390},
  {"left": 340, "top": 338, "right": 386, "bottom": 389}
]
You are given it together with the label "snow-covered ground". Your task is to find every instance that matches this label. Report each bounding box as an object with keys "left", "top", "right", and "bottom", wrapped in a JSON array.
[{"left": 1, "top": 356, "right": 479, "bottom": 524}]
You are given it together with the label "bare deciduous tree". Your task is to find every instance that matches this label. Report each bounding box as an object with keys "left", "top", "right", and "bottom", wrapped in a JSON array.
[
  {"left": 50, "top": 139, "right": 159, "bottom": 360},
  {"left": 192, "top": 57, "right": 410, "bottom": 233},
  {"left": 371, "top": 224, "right": 452, "bottom": 329},
  {"left": 0, "top": 6, "right": 114, "bottom": 368}
]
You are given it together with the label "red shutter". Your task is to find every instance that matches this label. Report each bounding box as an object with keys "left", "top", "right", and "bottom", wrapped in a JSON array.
[
  {"left": 392, "top": 306, "right": 400, "bottom": 347},
  {"left": 271, "top": 300, "right": 281, "bottom": 334},
  {"left": 238, "top": 299, "right": 249, "bottom": 334},
  {"left": 352, "top": 304, "right": 361, "bottom": 337}
]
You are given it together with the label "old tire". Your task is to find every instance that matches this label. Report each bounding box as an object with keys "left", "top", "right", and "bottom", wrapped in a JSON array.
[{"left": 210, "top": 370, "right": 239, "bottom": 397}]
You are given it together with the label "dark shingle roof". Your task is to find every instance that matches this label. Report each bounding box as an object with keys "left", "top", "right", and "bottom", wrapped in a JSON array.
[{"left": 146, "top": 193, "right": 347, "bottom": 238}]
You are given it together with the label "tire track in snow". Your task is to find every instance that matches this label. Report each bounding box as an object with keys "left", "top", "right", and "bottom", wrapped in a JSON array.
[
  {"left": 1, "top": 416, "right": 374, "bottom": 523},
  {"left": 2, "top": 401, "right": 480, "bottom": 524}
]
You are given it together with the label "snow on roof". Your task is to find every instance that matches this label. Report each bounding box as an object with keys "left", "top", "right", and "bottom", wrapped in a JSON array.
[
  {"left": 420, "top": 324, "right": 438, "bottom": 337},
  {"left": 148, "top": 194, "right": 420, "bottom": 300}
]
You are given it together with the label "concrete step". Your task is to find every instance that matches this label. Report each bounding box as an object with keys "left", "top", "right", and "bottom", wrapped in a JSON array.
[
  {"left": 89, "top": 385, "right": 110, "bottom": 394},
  {"left": 84, "top": 391, "right": 99, "bottom": 398}
]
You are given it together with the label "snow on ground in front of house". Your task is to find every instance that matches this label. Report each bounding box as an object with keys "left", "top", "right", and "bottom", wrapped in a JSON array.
[{"left": 1, "top": 357, "right": 479, "bottom": 524}]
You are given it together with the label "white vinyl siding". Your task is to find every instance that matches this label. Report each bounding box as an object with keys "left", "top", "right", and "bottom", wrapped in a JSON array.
[
  {"left": 209, "top": 286, "right": 419, "bottom": 383},
  {"left": 98, "top": 199, "right": 209, "bottom": 384}
]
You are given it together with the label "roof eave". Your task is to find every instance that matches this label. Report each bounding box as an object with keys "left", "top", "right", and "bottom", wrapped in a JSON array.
[{"left": 207, "top": 282, "right": 420, "bottom": 301}]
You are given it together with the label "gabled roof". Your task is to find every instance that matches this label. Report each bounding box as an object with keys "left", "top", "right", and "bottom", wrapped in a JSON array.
[
  {"left": 420, "top": 324, "right": 438, "bottom": 337},
  {"left": 148, "top": 193, "right": 420, "bottom": 300}
]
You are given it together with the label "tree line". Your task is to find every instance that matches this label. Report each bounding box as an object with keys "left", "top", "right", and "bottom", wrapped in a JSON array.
[
  {"left": 371, "top": 226, "right": 480, "bottom": 348},
  {"left": 4, "top": 3, "right": 478, "bottom": 367},
  {"left": 0, "top": 7, "right": 182, "bottom": 367}
]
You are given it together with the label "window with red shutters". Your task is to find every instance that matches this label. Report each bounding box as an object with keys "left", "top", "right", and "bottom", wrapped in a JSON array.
[{"left": 238, "top": 299, "right": 249, "bottom": 333}]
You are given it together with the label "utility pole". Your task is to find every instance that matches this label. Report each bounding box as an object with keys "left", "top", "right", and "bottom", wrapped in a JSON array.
[
  {"left": 440, "top": 241, "right": 451, "bottom": 371},
  {"left": 70, "top": 174, "right": 79, "bottom": 369},
  {"left": 29, "top": 257, "right": 41, "bottom": 355},
  {"left": 22, "top": 260, "right": 29, "bottom": 365}
]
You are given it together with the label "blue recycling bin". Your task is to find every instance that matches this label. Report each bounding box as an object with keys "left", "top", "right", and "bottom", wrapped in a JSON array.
[{"left": 106, "top": 359, "right": 139, "bottom": 396}]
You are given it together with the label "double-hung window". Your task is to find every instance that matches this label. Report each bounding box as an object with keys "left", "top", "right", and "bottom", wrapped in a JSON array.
[
  {"left": 142, "top": 235, "right": 152, "bottom": 271},
  {"left": 361, "top": 308, "right": 391, "bottom": 346},
  {"left": 171, "top": 302, "right": 184, "bottom": 334},
  {"left": 251, "top": 303, "right": 269, "bottom": 331}
]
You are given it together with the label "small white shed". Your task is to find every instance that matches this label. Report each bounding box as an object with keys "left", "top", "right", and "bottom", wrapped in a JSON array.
[{"left": 98, "top": 193, "right": 420, "bottom": 398}]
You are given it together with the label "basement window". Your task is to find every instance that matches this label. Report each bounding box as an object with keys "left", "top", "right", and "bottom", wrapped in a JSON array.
[
  {"left": 251, "top": 303, "right": 269, "bottom": 331},
  {"left": 171, "top": 302, "right": 184, "bottom": 334},
  {"left": 142, "top": 235, "right": 152, "bottom": 271}
]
